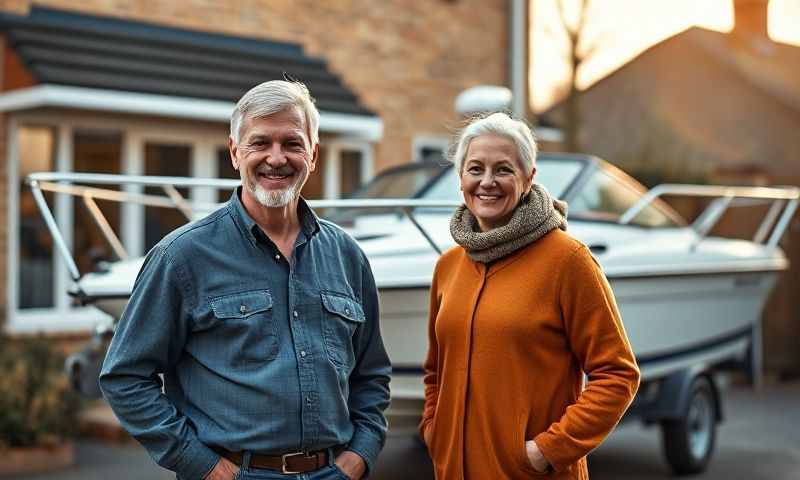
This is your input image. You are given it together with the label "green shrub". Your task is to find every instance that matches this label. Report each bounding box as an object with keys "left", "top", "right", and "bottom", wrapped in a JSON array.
[{"left": 0, "top": 335, "right": 83, "bottom": 448}]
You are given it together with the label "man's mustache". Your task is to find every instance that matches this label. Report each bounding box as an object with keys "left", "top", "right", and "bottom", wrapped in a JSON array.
[{"left": 256, "top": 165, "right": 296, "bottom": 176}]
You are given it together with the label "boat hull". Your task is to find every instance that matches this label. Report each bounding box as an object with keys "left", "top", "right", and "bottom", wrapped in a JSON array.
[
  {"left": 85, "top": 269, "right": 776, "bottom": 382},
  {"left": 82, "top": 269, "right": 777, "bottom": 430},
  {"left": 382, "top": 269, "right": 776, "bottom": 390}
]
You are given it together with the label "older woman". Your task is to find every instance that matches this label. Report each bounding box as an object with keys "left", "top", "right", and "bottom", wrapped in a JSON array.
[{"left": 420, "top": 112, "right": 640, "bottom": 479}]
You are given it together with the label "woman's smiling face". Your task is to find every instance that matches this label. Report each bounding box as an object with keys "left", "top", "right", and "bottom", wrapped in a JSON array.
[{"left": 460, "top": 134, "right": 534, "bottom": 231}]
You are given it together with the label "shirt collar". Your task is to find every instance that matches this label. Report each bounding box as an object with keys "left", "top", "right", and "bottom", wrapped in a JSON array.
[{"left": 228, "top": 187, "right": 320, "bottom": 247}]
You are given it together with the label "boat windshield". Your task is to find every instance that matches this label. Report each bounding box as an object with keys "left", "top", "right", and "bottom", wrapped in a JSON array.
[
  {"left": 349, "top": 163, "right": 449, "bottom": 199},
  {"left": 349, "top": 158, "right": 585, "bottom": 202}
]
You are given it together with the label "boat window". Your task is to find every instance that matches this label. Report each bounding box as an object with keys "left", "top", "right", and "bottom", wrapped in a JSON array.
[
  {"left": 423, "top": 170, "right": 459, "bottom": 200},
  {"left": 535, "top": 159, "right": 584, "bottom": 199},
  {"left": 350, "top": 164, "right": 447, "bottom": 199},
  {"left": 570, "top": 169, "right": 680, "bottom": 227}
]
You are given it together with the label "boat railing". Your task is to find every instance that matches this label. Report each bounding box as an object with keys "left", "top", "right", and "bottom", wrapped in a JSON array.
[
  {"left": 26, "top": 172, "right": 460, "bottom": 284},
  {"left": 619, "top": 183, "right": 800, "bottom": 250}
]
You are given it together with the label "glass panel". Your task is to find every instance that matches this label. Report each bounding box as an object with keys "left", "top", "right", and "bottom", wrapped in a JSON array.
[
  {"left": 216, "top": 147, "right": 238, "bottom": 203},
  {"left": 73, "top": 131, "right": 122, "bottom": 274},
  {"left": 535, "top": 159, "right": 584, "bottom": 199},
  {"left": 144, "top": 143, "right": 191, "bottom": 251},
  {"left": 18, "top": 126, "right": 56, "bottom": 309},
  {"left": 339, "top": 150, "right": 363, "bottom": 197},
  {"left": 423, "top": 170, "right": 459, "bottom": 201},
  {"left": 570, "top": 169, "right": 678, "bottom": 227},
  {"left": 570, "top": 170, "right": 639, "bottom": 222},
  {"left": 354, "top": 164, "right": 447, "bottom": 199}
]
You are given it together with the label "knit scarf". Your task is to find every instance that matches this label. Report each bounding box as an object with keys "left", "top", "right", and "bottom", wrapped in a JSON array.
[{"left": 449, "top": 183, "right": 568, "bottom": 263}]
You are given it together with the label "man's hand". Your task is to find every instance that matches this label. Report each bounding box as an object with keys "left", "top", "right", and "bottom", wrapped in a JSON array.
[
  {"left": 334, "top": 450, "right": 366, "bottom": 480},
  {"left": 204, "top": 457, "right": 240, "bottom": 480},
  {"left": 525, "top": 440, "right": 551, "bottom": 473}
]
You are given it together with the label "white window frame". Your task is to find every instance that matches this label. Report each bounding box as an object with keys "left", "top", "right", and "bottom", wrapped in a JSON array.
[
  {"left": 5, "top": 112, "right": 228, "bottom": 333},
  {"left": 323, "top": 140, "right": 374, "bottom": 199}
]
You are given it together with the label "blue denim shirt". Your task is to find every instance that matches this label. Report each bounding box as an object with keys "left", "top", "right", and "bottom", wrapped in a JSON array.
[{"left": 99, "top": 189, "right": 391, "bottom": 480}]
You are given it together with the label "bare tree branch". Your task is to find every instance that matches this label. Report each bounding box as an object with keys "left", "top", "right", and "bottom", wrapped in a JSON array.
[
  {"left": 578, "top": 29, "right": 615, "bottom": 62},
  {"left": 575, "top": 0, "right": 590, "bottom": 39}
]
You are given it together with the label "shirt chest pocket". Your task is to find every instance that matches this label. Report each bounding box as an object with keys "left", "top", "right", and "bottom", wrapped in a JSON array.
[
  {"left": 321, "top": 291, "right": 365, "bottom": 372},
  {"left": 207, "top": 289, "right": 278, "bottom": 367}
]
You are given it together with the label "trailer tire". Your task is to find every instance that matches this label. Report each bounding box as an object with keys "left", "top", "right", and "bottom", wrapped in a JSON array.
[{"left": 660, "top": 375, "right": 717, "bottom": 475}]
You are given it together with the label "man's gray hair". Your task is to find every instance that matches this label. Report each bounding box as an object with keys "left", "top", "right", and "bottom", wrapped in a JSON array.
[
  {"left": 230, "top": 80, "right": 320, "bottom": 148},
  {"left": 451, "top": 112, "right": 537, "bottom": 175}
]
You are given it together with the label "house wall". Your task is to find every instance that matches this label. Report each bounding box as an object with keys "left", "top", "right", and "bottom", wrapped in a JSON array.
[
  {"left": 0, "top": 1, "right": 509, "bottom": 331},
  {"left": 0, "top": 0, "right": 509, "bottom": 170}
]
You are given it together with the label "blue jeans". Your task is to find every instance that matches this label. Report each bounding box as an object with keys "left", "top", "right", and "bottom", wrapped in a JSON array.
[{"left": 233, "top": 451, "right": 350, "bottom": 480}]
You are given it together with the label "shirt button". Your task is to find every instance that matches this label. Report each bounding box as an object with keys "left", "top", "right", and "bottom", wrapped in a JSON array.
[
  {"left": 300, "top": 350, "right": 307, "bottom": 357},
  {"left": 306, "top": 396, "right": 312, "bottom": 405},
  {"left": 274, "top": 254, "right": 280, "bottom": 260},
  {"left": 239, "top": 305, "right": 247, "bottom": 314},
  {"left": 293, "top": 310, "right": 299, "bottom": 318}
]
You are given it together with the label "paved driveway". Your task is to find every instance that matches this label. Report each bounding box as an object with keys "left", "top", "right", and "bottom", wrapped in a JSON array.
[{"left": 14, "top": 381, "right": 800, "bottom": 480}]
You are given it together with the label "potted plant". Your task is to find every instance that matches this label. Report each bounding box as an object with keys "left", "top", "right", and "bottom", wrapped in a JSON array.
[{"left": 0, "top": 334, "right": 84, "bottom": 476}]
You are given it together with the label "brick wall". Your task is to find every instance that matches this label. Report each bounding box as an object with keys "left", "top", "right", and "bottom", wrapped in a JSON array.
[{"left": 0, "top": 0, "right": 509, "bottom": 171}]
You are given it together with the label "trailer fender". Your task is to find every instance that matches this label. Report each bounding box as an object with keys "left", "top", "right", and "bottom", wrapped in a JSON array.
[{"left": 642, "top": 368, "right": 723, "bottom": 423}]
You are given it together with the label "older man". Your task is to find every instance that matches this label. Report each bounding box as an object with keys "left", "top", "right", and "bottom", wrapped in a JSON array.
[{"left": 100, "top": 80, "right": 391, "bottom": 480}]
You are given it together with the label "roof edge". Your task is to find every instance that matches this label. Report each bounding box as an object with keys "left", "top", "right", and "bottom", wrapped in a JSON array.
[{"left": 0, "top": 84, "right": 383, "bottom": 141}]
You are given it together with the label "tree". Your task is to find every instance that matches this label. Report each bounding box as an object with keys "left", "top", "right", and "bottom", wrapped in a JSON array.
[{"left": 548, "top": 0, "right": 604, "bottom": 153}]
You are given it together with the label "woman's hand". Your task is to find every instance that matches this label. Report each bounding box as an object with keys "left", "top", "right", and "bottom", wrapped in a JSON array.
[
  {"left": 525, "top": 440, "right": 551, "bottom": 473},
  {"left": 423, "top": 423, "right": 433, "bottom": 447},
  {"left": 204, "top": 457, "right": 240, "bottom": 480}
]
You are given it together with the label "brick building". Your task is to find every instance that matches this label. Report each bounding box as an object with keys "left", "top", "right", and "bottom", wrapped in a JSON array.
[{"left": 0, "top": 1, "right": 510, "bottom": 332}]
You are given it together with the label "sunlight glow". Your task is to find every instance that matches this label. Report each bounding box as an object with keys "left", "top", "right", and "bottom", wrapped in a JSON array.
[{"left": 530, "top": 0, "right": 800, "bottom": 112}]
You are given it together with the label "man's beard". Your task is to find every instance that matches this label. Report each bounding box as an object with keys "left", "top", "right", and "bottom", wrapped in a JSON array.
[{"left": 243, "top": 164, "right": 308, "bottom": 208}]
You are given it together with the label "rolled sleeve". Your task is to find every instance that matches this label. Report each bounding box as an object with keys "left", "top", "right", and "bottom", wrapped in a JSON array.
[
  {"left": 172, "top": 438, "right": 220, "bottom": 480},
  {"left": 346, "top": 428, "right": 384, "bottom": 474}
]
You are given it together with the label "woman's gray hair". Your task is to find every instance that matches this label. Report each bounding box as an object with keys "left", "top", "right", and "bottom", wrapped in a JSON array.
[
  {"left": 230, "top": 80, "right": 320, "bottom": 148},
  {"left": 451, "top": 112, "right": 537, "bottom": 175}
]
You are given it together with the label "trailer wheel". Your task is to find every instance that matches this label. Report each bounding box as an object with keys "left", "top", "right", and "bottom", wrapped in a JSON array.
[{"left": 660, "top": 375, "right": 717, "bottom": 475}]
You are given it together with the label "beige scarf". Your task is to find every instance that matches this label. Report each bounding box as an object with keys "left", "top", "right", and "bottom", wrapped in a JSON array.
[{"left": 449, "top": 183, "right": 568, "bottom": 263}]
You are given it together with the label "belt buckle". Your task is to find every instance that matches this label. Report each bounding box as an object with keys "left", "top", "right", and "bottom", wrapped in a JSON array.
[{"left": 281, "top": 451, "right": 309, "bottom": 474}]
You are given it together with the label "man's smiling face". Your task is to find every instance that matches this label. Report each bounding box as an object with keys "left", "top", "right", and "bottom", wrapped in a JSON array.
[{"left": 230, "top": 106, "right": 318, "bottom": 208}]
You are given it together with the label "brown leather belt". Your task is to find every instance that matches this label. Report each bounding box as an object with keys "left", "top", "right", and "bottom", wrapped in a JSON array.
[{"left": 214, "top": 447, "right": 329, "bottom": 474}]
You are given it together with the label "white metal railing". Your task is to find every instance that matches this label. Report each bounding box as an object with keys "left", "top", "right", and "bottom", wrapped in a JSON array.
[
  {"left": 27, "top": 173, "right": 800, "bottom": 287},
  {"left": 619, "top": 183, "right": 799, "bottom": 250},
  {"left": 26, "top": 172, "right": 461, "bottom": 284}
]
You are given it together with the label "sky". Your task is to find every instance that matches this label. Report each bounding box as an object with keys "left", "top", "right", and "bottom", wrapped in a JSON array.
[{"left": 529, "top": 0, "right": 800, "bottom": 112}]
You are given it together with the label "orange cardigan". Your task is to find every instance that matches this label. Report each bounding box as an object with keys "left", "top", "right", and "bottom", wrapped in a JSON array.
[{"left": 420, "top": 229, "right": 640, "bottom": 479}]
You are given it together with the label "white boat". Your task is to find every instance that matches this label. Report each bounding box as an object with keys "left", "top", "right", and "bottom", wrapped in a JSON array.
[{"left": 27, "top": 153, "right": 798, "bottom": 474}]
